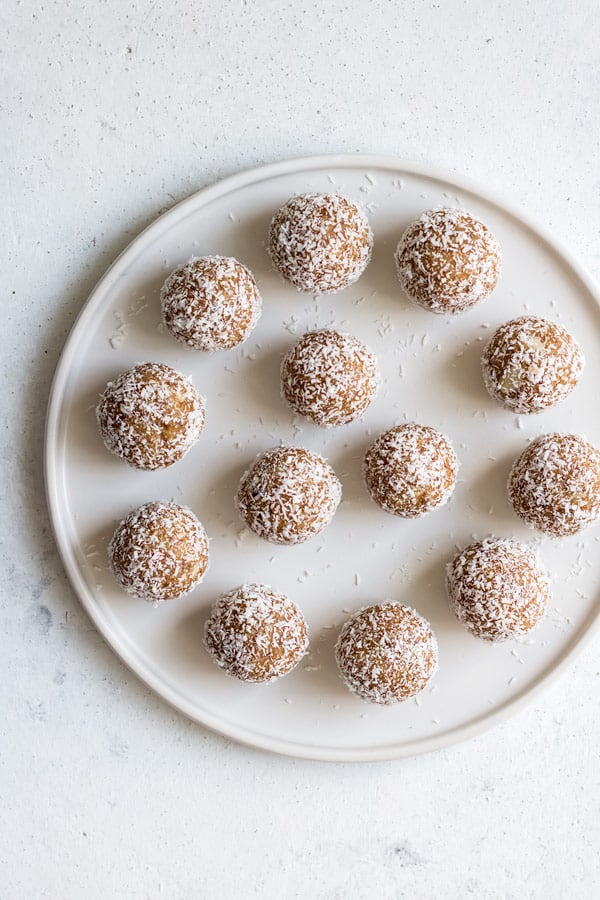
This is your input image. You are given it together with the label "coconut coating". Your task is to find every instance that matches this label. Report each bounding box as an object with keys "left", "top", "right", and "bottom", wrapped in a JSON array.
[
  {"left": 281, "top": 329, "right": 380, "bottom": 427},
  {"left": 446, "top": 538, "right": 549, "bottom": 642},
  {"left": 204, "top": 583, "right": 309, "bottom": 683},
  {"left": 395, "top": 208, "right": 501, "bottom": 314},
  {"left": 335, "top": 603, "right": 438, "bottom": 704},
  {"left": 363, "top": 424, "right": 458, "bottom": 518},
  {"left": 96, "top": 362, "right": 205, "bottom": 470},
  {"left": 482, "top": 316, "right": 584, "bottom": 413},
  {"left": 508, "top": 433, "right": 600, "bottom": 536},
  {"left": 160, "top": 255, "right": 262, "bottom": 351},
  {"left": 236, "top": 446, "right": 341, "bottom": 545},
  {"left": 109, "top": 501, "right": 209, "bottom": 602},
  {"left": 268, "top": 193, "right": 373, "bottom": 294}
]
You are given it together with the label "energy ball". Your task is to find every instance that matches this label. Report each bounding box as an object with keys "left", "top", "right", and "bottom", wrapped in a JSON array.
[
  {"left": 268, "top": 193, "right": 373, "bottom": 294},
  {"left": 281, "top": 329, "right": 380, "bottom": 427},
  {"left": 395, "top": 207, "right": 501, "bottom": 314},
  {"left": 236, "top": 446, "right": 341, "bottom": 545},
  {"left": 160, "top": 255, "right": 262, "bottom": 351},
  {"left": 97, "top": 362, "right": 205, "bottom": 470},
  {"left": 363, "top": 423, "right": 458, "bottom": 517},
  {"left": 109, "top": 501, "right": 209, "bottom": 602},
  {"left": 335, "top": 603, "right": 438, "bottom": 704},
  {"left": 482, "top": 316, "right": 584, "bottom": 413},
  {"left": 508, "top": 433, "right": 600, "bottom": 536},
  {"left": 204, "top": 583, "right": 309, "bottom": 683},
  {"left": 446, "top": 538, "right": 550, "bottom": 642}
]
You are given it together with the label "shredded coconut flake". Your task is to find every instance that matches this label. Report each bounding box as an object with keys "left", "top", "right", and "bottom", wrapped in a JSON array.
[
  {"left": 335, "top": 603, "right": 438, "bottom": 705},
  {"left": 204, "top": 583, "right": 308, "bottom": 683},
  {"left": 363, "top": 423, "right": 459, "bottom": 518},
  {"left": 446, "top": 537, "right": 550, "bottom": 642},
  {"left": 281, "top": 329, "right": 380, "bottom": 427},
  {"left": 482, "top": 316, "right": 584, "bottom": 413},
  {"left": 236, "top": 446, "right": 342, "bottom": 545},
  {"left": 508, "top": 433, "right": 600, "bottom": 536},
  {"left": 268, "top": 193, "right": 373, "bottom": 294},
  {"left": 96, "top": 362, "right": 205, "bottom": 470},
  {"left": 160, "top": 256, "right": 262, "bottom": 352},
  {"left": 108, "top": 501, "right": 209, "bottom": 602},
  {"left": 395, "top": 207, "right": 501, "bottom": 314}
]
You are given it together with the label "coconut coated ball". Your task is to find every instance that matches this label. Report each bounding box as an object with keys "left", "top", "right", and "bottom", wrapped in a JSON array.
[
  {"left": 160, "top": 255, "right": 262, "bottom": 351},
  {"left": 446, "top": 538, "right": 550, "bottom": 642},
  {"left": 204, "top": 583, "right": 309, "bottom": 683},
  {"left": 236, "top": 446, "right": 341, "bottom": 545},
  {"left": 363, "top": 424, "right": 458, "bottom": 517},
  {"left": 96, "top": 362, "right": 205, "bottom": 470},
  {"left": 508, "top": 433, "right": 600, "bottom": 536},
  {"left": 395, "top": 207, "right": 501, "bottom": 314},
  {"left": 335, "top": 603, "right": 438, "bottom": 704},
  {"left": 109, "top": 501, "right": 209, "bottom": 602},
  {"left": 482, "top": 316, "right": 584, "bottom": 413},
  {"left": 268, "top": 193, "right": 373, "bottom": 294},
  {"left": 281, "top": 329, "right": 380, "bottom": 427}
]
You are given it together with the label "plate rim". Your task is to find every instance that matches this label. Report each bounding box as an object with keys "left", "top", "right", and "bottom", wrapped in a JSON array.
[{"left": 44, "top": 153, "right": 600, "bottom": 762}]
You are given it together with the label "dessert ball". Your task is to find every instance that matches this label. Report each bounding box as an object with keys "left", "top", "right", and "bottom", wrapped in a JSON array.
[
  {"left": 236, "top": 446, "right": 341, "bottom": 544},
  {"left": 363, "top": 423, "right": 458, "bottom": 517},
  {"left": 268, "top": 193, "right": 373, "bottom": 294},
  {"left": 335, "top": 603, "right": 438, "bottom": 704},
  {"left": 482, "top": 316, "right": 584, "bottom": 413},
  {"left": 395, "top": 207, "right": 501, "bottom": 314},
  {"left": 160, "top": 255, "right": 262, "bottom": 351},
  {"left": 508, "top": 433, "right": 600, "bottom": 536},
  {"left": 281, "top": 329, "right": 380, "bottom": 427},
  {"left": 446, "top": 538, "right": 549, "bottom": 642},
  {"left": 109, "top": 501, "right": 209, "bottom": 602},
  {"left": 96, "top": 362, "right": 205, "bottom": 470},
  {"left": 204, "top": 583, "right": 308, "bottom": 683}
]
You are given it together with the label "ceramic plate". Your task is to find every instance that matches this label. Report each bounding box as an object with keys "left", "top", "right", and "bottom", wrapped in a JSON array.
[{"left": 45, "top": 155, "right": 600, "bottom": 761}]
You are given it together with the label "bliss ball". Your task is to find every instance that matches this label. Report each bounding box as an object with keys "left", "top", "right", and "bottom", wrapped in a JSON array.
[
  {"left": 395, "top": 208, "right": 501, "bottom": 314},
  {"left": 446, "top": 538, "right": 550, "bottom": 642},
  {"left": 268, "top": 193, "right": 373, "bottom": 294},
  {"left": 109, "top": 501, "right": 209, "bottom": 602},
  {"left": 160, "top": 255, "right": 262, "bottom": 351},
  {"left": 482, "top": 316, "right": 584, "bottom": 413},
  {"left": 335, "top": 603, "right": 438, "bottom": 704},
  {"left": 508, "top": 433, "right": 600, "bottom": 536},
  {"left": 236, "top": 446, "right": 341, "bottom": 545},
  {"left": 204, "top": 583, "right": 309, "bottom": 683},
  {"left": 281, "top": 329, "right": 380, "bottom": 427},
  {"left": 96, "top": 362, "right": 205, "bottom": 470},
  {"left": 363, "top": 424, "right": 458, "bottom": 517}
]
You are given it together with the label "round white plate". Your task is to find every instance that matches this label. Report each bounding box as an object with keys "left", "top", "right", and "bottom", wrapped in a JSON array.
[{"left": 45, "top": 155, "right": 600, "bottom": 762}]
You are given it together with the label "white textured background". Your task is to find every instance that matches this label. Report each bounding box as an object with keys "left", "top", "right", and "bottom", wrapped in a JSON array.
[{"left": 2, "top": 1, "right": 600, "bottom": 897}]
